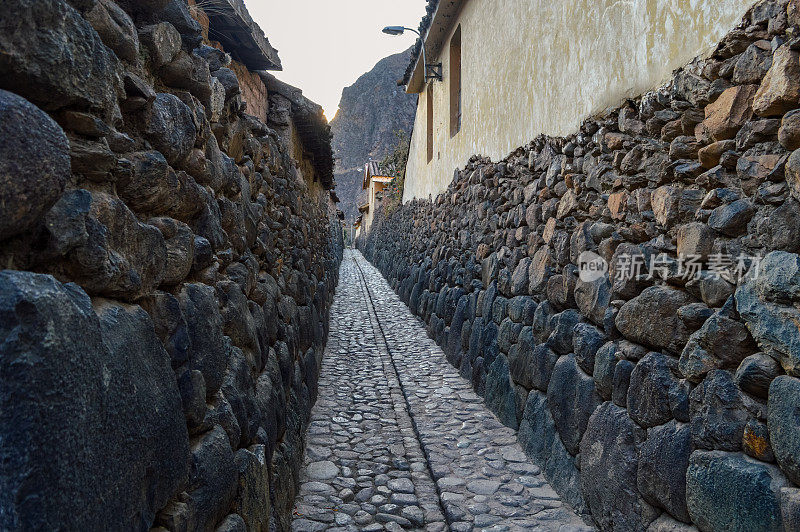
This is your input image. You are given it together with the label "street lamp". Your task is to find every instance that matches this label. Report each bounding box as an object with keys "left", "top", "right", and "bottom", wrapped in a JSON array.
[{"left": 382, "top": 25, "right": 442, "bottom": 82}]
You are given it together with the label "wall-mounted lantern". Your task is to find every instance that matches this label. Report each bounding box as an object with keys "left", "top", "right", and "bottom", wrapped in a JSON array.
[{"left": 382, "top": 26, "right": 443, "bottom": 82}]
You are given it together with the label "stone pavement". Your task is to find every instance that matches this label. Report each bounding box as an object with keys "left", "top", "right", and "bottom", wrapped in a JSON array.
[{"left": 292, "top": 250, "right": 593, "bottom": 531}]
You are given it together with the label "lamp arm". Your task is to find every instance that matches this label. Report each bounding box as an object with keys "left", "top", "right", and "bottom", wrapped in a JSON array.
[{"left": 403, "top": 27, "right": 428, "bottom": 82}]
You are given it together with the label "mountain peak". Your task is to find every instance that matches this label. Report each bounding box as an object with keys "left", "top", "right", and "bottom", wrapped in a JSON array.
[{"left": 331, "top": 48, "right": 417, "bottom": 219}]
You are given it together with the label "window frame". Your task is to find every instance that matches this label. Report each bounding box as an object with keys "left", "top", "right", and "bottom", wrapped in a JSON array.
[
  {"left": 426, "top": 83, "right": 434, "bottom": 163},
  {"left": 449, "top": 25, "right": 462, "bottom": 138}
]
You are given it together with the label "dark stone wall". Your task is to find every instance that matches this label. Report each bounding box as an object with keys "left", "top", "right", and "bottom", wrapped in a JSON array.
[
  {"left": 0, "top": 0, "right": 342, "bottom": 530},
  {"left": 362, "top": 1, "right": 800, "bottom": 529}
]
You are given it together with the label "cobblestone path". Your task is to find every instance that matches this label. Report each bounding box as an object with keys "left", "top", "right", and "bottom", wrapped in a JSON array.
[{"left": 292, "top": 250, "right": 593, "bottom": 532}]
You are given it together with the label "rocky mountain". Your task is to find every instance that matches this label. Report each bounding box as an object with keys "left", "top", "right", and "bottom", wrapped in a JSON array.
[{"left": 331, "top": 48, "right": 417, "bottom": 219}]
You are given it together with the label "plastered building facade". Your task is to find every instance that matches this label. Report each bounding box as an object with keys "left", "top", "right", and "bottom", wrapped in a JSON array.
[{"left": 402, "top": 0, "right": 754, "bottom": 201}]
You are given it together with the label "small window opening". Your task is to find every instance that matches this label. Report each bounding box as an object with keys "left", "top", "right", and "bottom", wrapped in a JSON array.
[
  {"left": 449, "top": 25, "right": 462, "bottom": 137},
  {"left": 426, "top": 84, "right": 434, "bottom": 163}
]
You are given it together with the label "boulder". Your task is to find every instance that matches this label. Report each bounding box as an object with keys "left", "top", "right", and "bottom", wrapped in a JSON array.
[
  {"left": 547, "top": 354, "right": 602, "bottom": 455},
  {"left": 185, "top": 425, "right": 238, "bottom": 531},
  {"left": 217, "top": 280, "right": 260, "bottom": 355},
  {"left": 669, "top": 136, "right": 700, "bottom": 160},
  {"left": 509, "top": 328, "right": 558, "bottom": 391},
  {"left": 732, "top": 41, "right": 773, "bottom": 84},
  {"left": 753, "top": 44, "right": 800, "bottom": 117},
  {"left": 736, "top": 118, "right": 780, "bottom": 151},
  {"left": 149, "top": 217, "right": 195, "bottom": 285},
  {"left": 637, "top": 420, "right": 693, "bottom": 523},
  {"left": 547, "top": 309, "right": 581, "bottom": 355},
  {"left": 517, "top": 392, "right": 585, "bottom": 514},
  {"left": 68, "top": 136, "right": 116, "bottom": 182},
  {"left": 628, "top": 352, "right": 684, "bottom": 428},
  {"left": 593, "top": 341, "right": 621, "bottom": 400},
  {"left": 139, "top": 290, "right": 191, "bottom": 368},
  {"left": 689, "top": 370, "right": 748, "bottom": 451},
  {"left": 85, "top": 0, "right": 140, "bottom": 64},
  {"left": 698, "top": 140, "right": 736, "bottom": 168},
  {"left": 580, "top": 402, "right": 659, "bottom": 531},
  {"left": 782, "top": 487, "right": 800, "bottom": 532},
  {"left": 701, "top": 84, "right": 758, "bottom": 141},
  {"left": 743, "top": 419, "right": 775, "bottom": 463},
  {"left": 613, "top": 359, "right": 636, "bottom": 408},
  {"left": 194, "top": 45, "right": 230, "bottom": 72},
  {"left": 573, "top": 322, "right": 607, "bottom": 375},
  {"left": 651, "top": 186, "right": 704, "bottom": 228},
  {"left": 676, "top": 222, "right": 714, "bottom": 261},
  {"left": 510, "top": 257, "right": 531, "bottom": 296},
  {"left": 736, "top": 253, "right": 800, "bottom": 376},
  {"left": 616, "top": 286, "right": 693, "bottom": 354},
  {"left": 679, "top": 311, "right": 757, "bottom": 382},
  {"left": 485, "top": 354, "right": 519, "bottom": 429},
  {"left": 61, "top": 191, "right": 167, "bottom": 300},
  {"left": 156, "top": 0, "right": 203, "bottom": 48},
  {"left": 686, "top": 451, "right": 788, "bottom": 532},
  {"left": 786, "top": 148, "right": 800, "bottom": 202},
  {"left": 528, "top": 247, "right": 554, "bottom": 294},
  {"left": 0, "top": 90, "right": 70, "bottom": 240},
  {"left": 216, "top": 514, "right": 247, "bottom": 532},
  {"left": 708, "top": 199, "right": 754, "bottom": 236},
  {"left": 646, "top": 514, "right": 698, "bottom": 532},
  {"left": 213, "top": 67, "right": 241, "bottom": 99},
  {"left": 0, "top": 271, "right": 189, "bottom": 530},
  {"left": 179, "top": 283, "right": 230, "bottom": 394},
  {"left": 768, "top": 376, "right": 800, "bottom": 485},
  {"left": 160, "top": 50, "right": 213, "bottom": 103},
  {"left": 0, "top": 0, "right": 123, "bottom": 120},
  {"left": 40, "top": 189, "right": 92, "bottom": 257},
  {"left": 574, "top": 275, "right": 612, "bottom": 326},
  {"left": 779, "top": 109, "right": 800, "bottom": 150},
  {"left": 546, "top": 272, "right": 577, "bottom": 310},
  {"left": 138, "top": 22, "right": 182, "bottom": 67},
  {"left": 144, "top": 93, "right": 198, "bottom": 166},
  {"left": 507, "top": 296, "right": 536, "bottom": 325},
  {"left": 735, "top": 353, "right": 782, "bottom": 399}
]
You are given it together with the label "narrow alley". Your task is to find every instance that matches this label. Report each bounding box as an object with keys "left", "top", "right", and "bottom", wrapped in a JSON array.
[{"left": 292, "top": 251, "right": 592, "bottom": 532}]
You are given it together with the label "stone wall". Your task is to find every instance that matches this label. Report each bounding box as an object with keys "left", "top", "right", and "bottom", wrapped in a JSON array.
[
  {"left": 0, "top": 0, "right": 342, "bottom": 530},
  {"left": 362, "top": 1, "right": 800, "bottom": 530}
]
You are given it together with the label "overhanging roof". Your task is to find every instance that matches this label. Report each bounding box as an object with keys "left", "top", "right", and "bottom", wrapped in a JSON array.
[
  {"left": 206, "top": 0, "right": 282, "bottom": 71},
  {"left": 363, "top": 160, "right": 394, "bottom": 189},
  {"left": 402, "top": 0, "right": 465, "bottom": 93}
]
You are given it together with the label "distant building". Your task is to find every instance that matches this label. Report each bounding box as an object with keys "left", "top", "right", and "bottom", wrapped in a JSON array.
[
  {"left": 359, "top": 161, "right": 394, "bottom": 234},
  {"left": 354, "top": 215, "right": 363, "bottom": 241},
  {"left": 399, "top": 0, "right": 753, "bottom": 201}
]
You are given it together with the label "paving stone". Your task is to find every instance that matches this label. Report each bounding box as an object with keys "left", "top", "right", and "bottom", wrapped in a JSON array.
[
  {"left": 292, "top": 251, "right": 590, "bottom": 530},
  {"left": 306, "top": 461, "right": 339, "bottom": 480}
]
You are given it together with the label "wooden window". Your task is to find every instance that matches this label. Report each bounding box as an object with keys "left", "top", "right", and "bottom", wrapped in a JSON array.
[
  {"left": 449, "top": 25, "right": 462, "bottom": 137},
  {"left": 426, "top": 84, "right": 434, "bottom": 163}
]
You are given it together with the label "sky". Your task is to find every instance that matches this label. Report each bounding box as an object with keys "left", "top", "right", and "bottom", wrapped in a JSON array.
[{"left": 248, "top": 0, "right": 428, "bottom": 120}]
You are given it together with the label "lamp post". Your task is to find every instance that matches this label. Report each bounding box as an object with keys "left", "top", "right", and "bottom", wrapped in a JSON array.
[{"left": 382, "top": 25, "right": 441, "bottom": 82}]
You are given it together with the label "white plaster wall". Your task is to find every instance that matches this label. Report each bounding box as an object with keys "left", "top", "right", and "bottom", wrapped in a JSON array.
[{"left": 403, "top": 0, "right": 754, "bottom": 201}]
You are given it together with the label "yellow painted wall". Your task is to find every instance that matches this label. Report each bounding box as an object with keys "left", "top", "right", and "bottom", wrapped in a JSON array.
[
  {"left": 403, "top": 0, "right": 754, "bottom": 201},
  {"left": 361, "top": 180, "right": 388, "bottom": 234}
]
